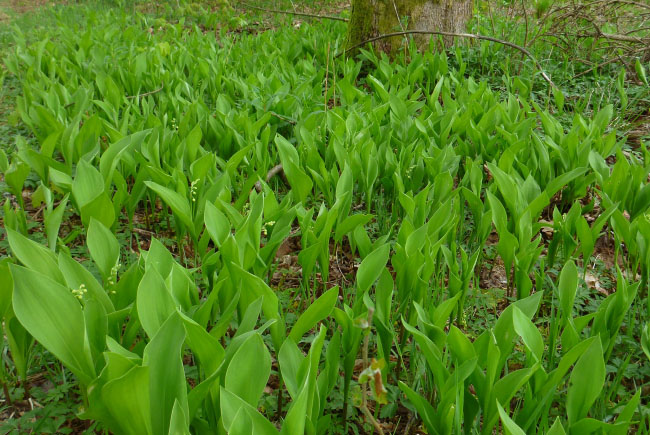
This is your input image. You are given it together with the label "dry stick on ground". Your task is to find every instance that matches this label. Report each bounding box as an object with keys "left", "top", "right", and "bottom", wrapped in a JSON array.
[
  {"left": 240, "top": 2, "right": 349, "bottom": 22},
  {"left": 254, "top": 164, "right": 287, "bottom": 193},
  {"left": 126, "top": 83, "right": 164, "bottom": 99},
  {"left": 268, "top": 111, "right": 297, "bottom": 124},
  {"left": 337, "top": 30, "right": 558, "bottom": 89}
]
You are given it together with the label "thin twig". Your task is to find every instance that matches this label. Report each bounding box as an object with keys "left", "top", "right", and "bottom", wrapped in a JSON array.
[
  {"left": 269, "top": 111, "right": 297, "bottom": 124},
  {"left": 126, "top": 83, "right": 164, "bottom": 99},
  {"left": 338, "top": 30, "right": 557, "bottom": 88},
  {"left": 392, "top": 0, "right": 409, "bottom": 54},
  {"left": 360, "top": 308, "right": 384, "bottom": 435},
  {"left": 254, "top": 164, "right": 287, "bottom": 192},
  {"left": 132, "top": 227, "right": 155, "bottom": 237},
  {"left": 572, "top": 45, "right": 648, "bottom": 78},
  {"left": 240, "top": 2, "right": 349, "bottom": 22}
]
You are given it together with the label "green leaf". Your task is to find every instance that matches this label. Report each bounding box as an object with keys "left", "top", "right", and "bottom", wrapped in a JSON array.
[
  {"left": 5, "top": 315, "right": 33, "bottom": 382},
  {"left": 81, "top": 191, "right": 116, "bottom": 229},
  {"left": 204, "top": 201, "right": 230, "bottom": 248},
  {"left": 635, "top": 59, "right": 648, "bottom": 86},
  {"left": 0, "top": 260, "right": 13, "bottom": 318},
  {"left": 398, "top": 381, "right": 437, "bottom": 433},
  {"left": 228, "top": 263, "right": 284, "bottom": 351},
  {"left": 137, "top": 268, "right": 177, "bottom": 338},
  {"left": 497, "top": 401, "right": 526, "bottom": 435},
  {"left": 220, "top": 387, "right": 279, "bottom": 435},
  {"left": 225, "top": 333, "right": 271, "bottom": 408},
  {"left": 144, "top": 181, "right": 194, "bottom": 237},
  {"left": 168, "top": 399, "right": 191, "bottom": 435},
  {"left": 281, "top": 370, "right": 311, "bottom": 435},
  {"left": 275, "top": 135, "right": 312, "bottom": 203},
  {"left": 58, "top": 251, "right": 115, "bottom": 314},
  {"left": 10, "top": 265, "right": 95, "bottom": 385},
  {"left": 357, "top": 243, "right": 390, "bottom": 293},
  {"left": 334, "top": 214, "right": 372, "bottom": 241},
  {"left": 642, "top": 323, "right": 650, "bottom": 362},
  {"left": 566, "top": 338, "right": 604, "bottom": 424},
  {"left": 512, "top": 306, "right": 543, "bottom": 361},
  {"left": 7, "top": 228, "right": 65, "bottom": 284},
  {"left": 447, "top": 325, "right": 476, "bottom": 363},
  {"left": 101, "top": 366, "right": 153, "bottom": 435},
  {"left": 45, "top": 194, "right": 69, "bottom": 251},
  {"left": 546, "top": 418, "right": 566, "bottom": 435},
  {"left": 179, "top": 311, "right": 224, "bottom": 376},
  {"left": 73, "top": 159, "right": 115, "bottom": 228},
  {"left": 143, "top": 312, "right": 188, "bottom": 435},
  {"left": 279, "top": 338, "right": 304, "bottom": 400},
  {"left": 87, "top": 218, "right": 120, "bottom": 280},
  {"left": 289, "top": 286, "right": 338, "bottom": 342},
  {"left": 558, "top": 260, "right": 578, "bottom": 320}
]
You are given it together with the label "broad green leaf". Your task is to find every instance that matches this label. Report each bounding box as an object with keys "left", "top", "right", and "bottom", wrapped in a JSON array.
[
  {"left": 566, "top": 338, "right": 604, "bottom": 424},
  {"left": 137, "top": 268, "right": 177, "bottom": 338},
  {"left": 143, "top": 312, "right": 188, "bottom": 435},
  {"left": 357, "top": 243, "right": 390, "bottom": 293},
  {"left": 642, "top": 323, "right": 650, "bottom": 362},
  {"left": 144, "top": 181, "right": 194, "bottom": 236},
  {"left": 73, "top": 159, "right": 115, "bottom": 228},
  {"left": 45, "top": 194, "right": 69, "bottom": 251},
  {"left": 144, "top": 237, "right": 175, "bottom": 278},
  {"left": 101, "top": 366, "right": 152, "bottom": 435},
  {"left": 635, "top": 58, "right": 648, "bottom": 86},
  {"left": 275, "top": 135, "right": 312, "bottom": 203},
  {"left": 398, "top": 381, "right": 437, "bottom": 433},
  {"left": 497, "top": 401, "right": 526, "bottom": 435},
  {"left": 7, "top": 228, "right": 64, "bottom": 284},
  {"left": 87, "top": 217, "right": 120, "bottom": 280},
  {"left": 58, "top": 251, "right": 114, "bottom": 314},
  {"left": 612, "top": 390, "right": 641, "bottom": 435},
  {"left": 5, "top": 315, "right": 33, "bottom": 382},
  {"left": 0, "top": 260, "right": 13, "bottom": 317},
  {"left": 546, "top": 418, "right": 566, "bottom": 435},
  {"left": 204, "top": 201, "right": 230, "bottom": 248},
  {"left": 179, "top": 312, "right": 224, "bottom": 376},
  {"left": 168, "top": 399, "right": 191, "bottom": 435},
  {"left": 228, "top": 264, "right": 284, "bottom": 351},
  {"left": 289, "top": 286, "right": 338, "bottom": 342},
  {"left": 10, "top": 265, "right": 95, "bottom": 385},
  {"left": 279, "top": 338, "right": 305, "bottom": 400},
  {"left": 558, "top": 260, "right": 578, "bottom": 319},
  {"left": 220, "top": 387, "right": 279, "bottom": 435},
  {"left": 281, "top": 370, "right": 311, "bottom": 435},
  {"left": 225, "top": 333, "right": 271, "bottom": 407},
  {"left": 512, "top": 306, "right": 544, "bottom": 361},
  {"left": 447, "top": 325, "right": 476, "bottom": 363},
  {"left": 80, "top": 191, "right": 115, "bottom": 229}
]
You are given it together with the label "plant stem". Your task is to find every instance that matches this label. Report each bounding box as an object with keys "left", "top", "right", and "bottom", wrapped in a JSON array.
[
  {"left": 360, "top": 308, "right": 384, "bottom": 435},
  {"left": 2, "top": 382, "right": 12, "bottom": 407}
]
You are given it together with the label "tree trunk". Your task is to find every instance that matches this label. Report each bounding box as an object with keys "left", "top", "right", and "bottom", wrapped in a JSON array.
[{"left": 346, "top": 0, "right": 472, "bottom": 55}]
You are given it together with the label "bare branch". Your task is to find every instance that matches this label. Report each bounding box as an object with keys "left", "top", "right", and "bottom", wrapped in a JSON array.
[
  {"left": 254, "top": 164, "right": 287, "bottom": 192},
  {"left": 127, "top": 83, "right": 164, "bottom": 99},
  {"left": 338, "top": 30, "right": 557, "bottom": 88},
  {"left": 240, "top": 2, "right": 349, "bottom": 22}
]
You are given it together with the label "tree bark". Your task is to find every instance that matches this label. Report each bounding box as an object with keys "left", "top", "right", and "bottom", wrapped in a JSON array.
[{"left": 346, "top": 0, "right": 473, "bottom": 55}]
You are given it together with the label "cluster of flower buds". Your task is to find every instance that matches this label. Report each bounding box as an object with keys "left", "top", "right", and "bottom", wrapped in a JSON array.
[
  {"left": 190, "top": 179, "right": 200, "bottom": 203},
  {"left": 107, "top": 262, "right": 122, "bottom": 287},
  {"left": 71, "top": 283, "right": 87, "bottom": 300},
  {"left": 261, "top": 220, "right": 275, "bottom": 236}
]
